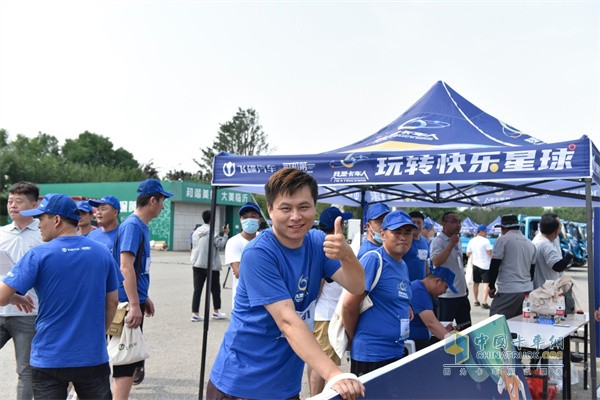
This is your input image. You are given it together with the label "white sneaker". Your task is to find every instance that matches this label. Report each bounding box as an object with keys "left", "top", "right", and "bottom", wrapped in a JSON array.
[
  {"left": 191, "top": 315, "right": 203, "bottom": 322},
  {"left": 211, "top": 312, "right": 227, "bottom": 320}
]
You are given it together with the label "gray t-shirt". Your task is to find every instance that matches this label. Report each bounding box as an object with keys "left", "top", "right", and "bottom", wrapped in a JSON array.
[
  {"left": 532, "top": 236, "right": 562, "bottom": 289},
  {"left": 492, "top": 230, "right": 536, "bottom": 293},
  {"left": 430, "top": 232, "right": 467, "bottom": 298}
]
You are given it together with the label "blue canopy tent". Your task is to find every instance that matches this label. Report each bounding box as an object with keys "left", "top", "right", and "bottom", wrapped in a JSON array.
[
  {"left": 201, "top": 81, "right": 600, "bottom": 397},
  {"left": 461, "top": 217, "right": 480, "bottom": 235}
]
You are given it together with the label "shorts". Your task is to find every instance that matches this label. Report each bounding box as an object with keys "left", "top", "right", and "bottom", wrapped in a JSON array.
[
  {"left": 314, "top": 321, "right": 341, "bottom": 366},
  {"left": 472, "top": 266, "right": 490, "bottom": 283}
]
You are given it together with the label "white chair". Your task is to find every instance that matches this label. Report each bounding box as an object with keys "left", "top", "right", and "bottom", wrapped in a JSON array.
[{"left": 404, "top": 339, "right": 416, "bottom": 355}]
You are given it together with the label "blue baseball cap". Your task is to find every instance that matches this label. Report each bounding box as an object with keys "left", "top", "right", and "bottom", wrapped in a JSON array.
[
  {"left": 366, "top": 203, "right": 390, "bottom": 221},
  {"left": 89, "top": 196, "right": 121, "bottom": 212},
  {"left": 319, "top": 207, "right": 353, "bottom": 231},
  {"left": 137, "top": 179, "right": 174, "bottom": 198},
  {"left": 239, "top": 202, "right": 261, "bottom": 217},
  {"left": 424, "top": 221, "right": 433, "bottom": 230},
  {"left": 431, "top": 266, "right": 458, "bottom": 293},
  {"left": 382, "top": 210, "right": 418, "bottom": 231},
  {"left": 76, "top": 200, "right": 93, "bottom": 213},
  {"left": 21, "top": 194, "right": 80, "bottom": 221},
  {"left": 477, "top": 224, "right": 488, "bottom": 233}
]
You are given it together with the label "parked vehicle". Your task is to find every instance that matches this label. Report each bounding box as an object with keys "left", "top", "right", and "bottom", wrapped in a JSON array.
[
  {"left": 564, "top": 221, "right": 587, "bottom": 267},
  {"left": 518, "top": 214, "right": 576, "bottom": 267}
]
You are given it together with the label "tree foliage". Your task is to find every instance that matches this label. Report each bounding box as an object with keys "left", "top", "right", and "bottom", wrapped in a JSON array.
[
  {"left": 62, "top": 131, "right": 139, "bottom": 169},
  {"left": 0, "top": 130, "right": 146, "bottom": 193},
  {"left": 196, "top": 108, "right": 274, "bottom": 181}
]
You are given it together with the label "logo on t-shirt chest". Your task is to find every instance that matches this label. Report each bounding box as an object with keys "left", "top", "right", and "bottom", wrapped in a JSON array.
[{"left": 294, "top": 274, "right": 308, "bottom": 303}]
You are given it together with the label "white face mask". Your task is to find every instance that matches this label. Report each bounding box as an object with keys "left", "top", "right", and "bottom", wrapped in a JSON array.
[{"left": 241, "top": 218, "right": 259, "bottom": 234}]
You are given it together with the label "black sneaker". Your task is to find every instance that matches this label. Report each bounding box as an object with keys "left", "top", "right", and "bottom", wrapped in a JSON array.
[{"left": 132, "top": 366, "right": 145, "bottom": 386}]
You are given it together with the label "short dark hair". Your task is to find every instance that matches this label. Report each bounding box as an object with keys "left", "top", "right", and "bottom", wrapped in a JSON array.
[
  {"left": 441, "top": 211, "right": 458, "bottom": 223},
  {"left": 540, "top": 214, "right": 560, "bottom": 235},
  {"left": 409, "top": 211, "right": 425, "bottom": 221},
  {"left": 47, "top": 213, "right": 79, "bottom": 228},
  {"left": 202, "top": 210, "right": 211, "bottom": 224},
  {"left": 9, "top": 181, "right": 39, "bottom": 202},
  {"left": 136, "top": 193, "right": 164, "bottom": 208},
  {"left": 264, "top": 168, "right": 318, "bottom": 208}
]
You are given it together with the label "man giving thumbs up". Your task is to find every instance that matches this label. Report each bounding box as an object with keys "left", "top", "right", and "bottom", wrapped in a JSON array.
[{"left": 208, "top": 168, "right": 366, "bottom": 400}]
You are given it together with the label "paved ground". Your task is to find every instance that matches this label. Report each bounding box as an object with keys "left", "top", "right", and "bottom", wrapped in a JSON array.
[{"left": 1, "top": 250, "right": 596, "bottom": 399}]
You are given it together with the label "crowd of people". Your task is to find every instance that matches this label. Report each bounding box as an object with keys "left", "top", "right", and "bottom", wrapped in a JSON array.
[
  {"left": 0, "top": 178, "right": 173, "bottom": 399},
  {"left": 0, "top": 168, "right": 591, "bottom": 399}
]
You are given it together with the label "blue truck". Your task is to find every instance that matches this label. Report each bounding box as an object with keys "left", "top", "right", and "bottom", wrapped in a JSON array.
[{"left": 518, "top": 215, "right": 586, "bottom": 268}]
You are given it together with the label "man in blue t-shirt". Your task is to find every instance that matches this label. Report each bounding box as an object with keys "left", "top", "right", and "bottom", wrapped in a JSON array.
[
  {"left": 357, "top": 203, "right": 390, "bottom": 259},
  {"left": 344, "top": 210, "right": 417, "bottom": 377},
  {"left": 409, "top": 267, "right": 457, "bottom": 351},
  {"left": 403, "top": 211, "right": 431, "bottom": 281},
  {"left": 112, "top": 179, "right": 173, "bottom": 398},
  {"left": 208, "top": 168, "right": 365, "bottom": 400},
  {"left": 88, "top": 195, "right": 121, "bottom": 253},
  {"left": 0, "top": 194, "right": 119, "bottom": 399}
]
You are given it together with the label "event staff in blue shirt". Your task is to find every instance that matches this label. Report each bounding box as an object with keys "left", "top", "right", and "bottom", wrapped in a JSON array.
[
  {"left": 112, "top": 179, "right": 173, "bottom": 398},
  {"left": 403, "top": 211, "right": 430, "bottom": 281},
  {"left": 0, "top": 194, "right": 120, "bottom": 399},
  {"left": 409, "top": 267, "right": 457, "bottom": 351},
  {"left": 208, "top": 168, "right": 365, "bottom": 400},
  {"left": 357, "top": 203, "right": 390, "bottom": 259},
  {"left": 88, "top": 196, "right": 121, "bottom": 253},
  {"left": 343, "top": 210, "right": 417, "bottom": 376}
]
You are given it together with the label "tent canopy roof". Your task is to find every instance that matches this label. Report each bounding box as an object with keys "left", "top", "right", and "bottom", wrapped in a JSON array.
[{"left": 213, "top": 82, "right": 600, "bottom": 207}]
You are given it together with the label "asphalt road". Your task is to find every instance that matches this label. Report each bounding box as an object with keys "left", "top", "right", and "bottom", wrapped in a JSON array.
[{"left": 1, "top": 251, "right": 596, "bottom": 399}]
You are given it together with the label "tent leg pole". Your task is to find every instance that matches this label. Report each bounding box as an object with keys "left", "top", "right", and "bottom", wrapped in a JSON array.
[
  {"left": 198, "top": 186, "right": 219, "bottom": 399},
  {"left": 585, "top": 178, "right": 596, "bottom": 399}
]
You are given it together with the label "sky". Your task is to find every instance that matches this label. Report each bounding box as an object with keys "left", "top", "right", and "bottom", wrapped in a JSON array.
[{"left": 0, "top": 1, "right": 598, "bottom": 176}]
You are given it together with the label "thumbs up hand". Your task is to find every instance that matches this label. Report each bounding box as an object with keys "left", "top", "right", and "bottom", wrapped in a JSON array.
[{"left": 323, "top": 216, "right": 351, "bottom": 260}]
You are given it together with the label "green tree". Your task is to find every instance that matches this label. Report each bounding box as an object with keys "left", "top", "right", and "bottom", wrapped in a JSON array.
[
  {"left": 196, "top": 108, "right": 274, "bottom": 181},
  {"left": 62, "top": 131, "right": 139, "bottom": 169},
  {"left": 0, "top": 130, "right": 145, "bottom": 186},
  {"left": 142, "top": 161, "right": 159, "bottom": 179},
  {"left": 165, "top": 169, "right": 201, "bottom": 181}
]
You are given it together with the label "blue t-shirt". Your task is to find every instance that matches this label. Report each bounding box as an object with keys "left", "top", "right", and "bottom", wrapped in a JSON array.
[
  {"left": 403, "top": 235, "right": 430, "bottom": 282},
  {"left": 409, "top": 280, "right": 434, "bottom": 341},
  {"left": 88, "top": 226, "right": 119, "bottom": 253},
  {"left": 3, "top": 235, "right": 120, "bottom": 368},
  {"left": 357, "top": 240, "right": 380, "bottom": 259},
  {"left": 210, "top": 228, "right": 341, "bottom": 399},
  {"left": 114, "top": 214, "right": 151, "bottom": 303},
  {"left": 351, "top": 247, "right": 412, "bottom": 362}
]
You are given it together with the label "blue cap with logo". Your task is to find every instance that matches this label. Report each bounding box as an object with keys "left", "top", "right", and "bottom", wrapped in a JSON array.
[
  {"left": 76, "top": 200, "right": 93, "bottom": 213},
  {"left": 431, "top": 266, "right": 458, "bottom": 293},
  {"left": 239, "top": 202, "right": 261, "bottom": 217},
  {"left": 89, "top": 196, "right": 121, "bottom": 212},
  {"left": 477, "top": 224, "right": 488, "bottom": 233},
  {"left": 366, "top": 203, "right": 390, "bottom": 221},
  {"left": 21, "top": 194, "right": 80, "bottom": 221},
  {"left": 382, "top": 210, "right": 418, "bottom": 231},
  {"left": 319, "top": 207, "right": 353, "bottom": 231},
  {"left": 137, "top": 179, "right": 174, "bottom": 198}
]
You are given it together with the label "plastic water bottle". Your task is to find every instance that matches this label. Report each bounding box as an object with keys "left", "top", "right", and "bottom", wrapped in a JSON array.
[
  {"left": 555, "top": 294, "right": 565, "bottom": 322},
  {"left": 522, "top": 295, "right": 532, "bottom": 322}
]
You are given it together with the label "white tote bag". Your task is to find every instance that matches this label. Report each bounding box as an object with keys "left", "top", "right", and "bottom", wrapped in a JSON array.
[
  {"left": 328, "top": 250, "right": 383, "bottom": 360},
  {"left": 108, "top": 325, "right": 150, "bottom": 366}
]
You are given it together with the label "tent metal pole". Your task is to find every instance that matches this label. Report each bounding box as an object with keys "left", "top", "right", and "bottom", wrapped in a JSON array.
[
  {"left": 360, "top": 189, "right": 366, "bottom": 235},
  {"left": 585, "top": 178, "right": 596, "bottom": 398},
  {"left": 198, "top": 186, "right": 219, "bottom": 399}
]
